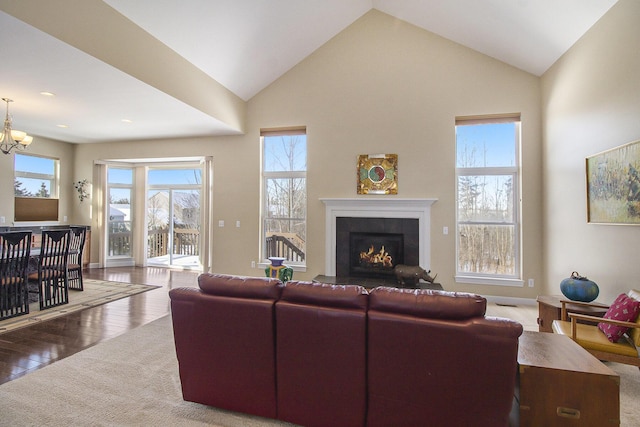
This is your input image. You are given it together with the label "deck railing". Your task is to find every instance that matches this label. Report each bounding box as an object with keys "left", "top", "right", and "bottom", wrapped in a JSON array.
[
  {"left": 266, "top": 234, "right": 305, "bottom": 262},
  {"left": 147, "top": 228, "right": 200, "bottom": 258}
]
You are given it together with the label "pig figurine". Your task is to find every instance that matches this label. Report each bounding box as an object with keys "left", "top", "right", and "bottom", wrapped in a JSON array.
[{"left": 394, "top": 264, "right": 437, "bottom": 286}]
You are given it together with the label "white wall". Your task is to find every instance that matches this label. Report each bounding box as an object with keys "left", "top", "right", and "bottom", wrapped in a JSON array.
[{"left": 542, "top": 0, "right": 640, "bottom": 303}]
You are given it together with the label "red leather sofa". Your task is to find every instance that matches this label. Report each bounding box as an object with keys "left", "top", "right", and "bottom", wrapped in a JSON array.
[{"left": 170, "top": 274, "right": 523, "bottom": 427}]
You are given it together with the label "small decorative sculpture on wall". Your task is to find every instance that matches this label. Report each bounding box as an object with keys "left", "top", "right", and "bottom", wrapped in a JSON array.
[{"left": 394, "top": 264, "right": 437, "bottom": 286}]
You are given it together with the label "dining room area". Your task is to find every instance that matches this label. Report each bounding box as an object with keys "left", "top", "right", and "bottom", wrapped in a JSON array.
[{"left": 0, "top": 225, "right": 88, "bottom": 320}]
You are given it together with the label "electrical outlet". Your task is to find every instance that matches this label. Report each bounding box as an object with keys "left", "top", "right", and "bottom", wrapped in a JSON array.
[
  {"left": 251, "top": 261, "right": 256, "bottom": 268},
  {"left": 236, "top": 220, "right": 241, "bottom": 228},
  {"left": 218, "top": 220, "right": 224, "bottom": 227},
  {"left": 443, "top": 226, "right": 448, "bottom": 235},
  {"left": 528, "top": 278, "right": 534, "bottom": 287}
]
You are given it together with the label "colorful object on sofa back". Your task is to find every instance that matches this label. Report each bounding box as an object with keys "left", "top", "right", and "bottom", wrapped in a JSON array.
[{"left": 265, "top": 257, "right": 293, "bottom": 282}]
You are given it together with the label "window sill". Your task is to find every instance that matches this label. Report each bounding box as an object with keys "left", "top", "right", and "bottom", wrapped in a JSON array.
[{"left": 455, "top": 275, "right": 523, "bottom": 287}]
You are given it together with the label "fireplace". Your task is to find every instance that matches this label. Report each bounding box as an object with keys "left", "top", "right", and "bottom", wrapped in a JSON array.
[
  {"left": 321, "top": 198, "right": 437, "bottom": 277},
  {"left": 336, "top": 217, "right": 419, "bottom": 279}
]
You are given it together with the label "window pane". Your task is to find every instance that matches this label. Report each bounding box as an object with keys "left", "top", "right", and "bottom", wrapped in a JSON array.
[
  {"left": 265, "top": 178, "right": 307, "bottom": 218},
  {"left": 456, "top": 123, "right": 516, "bottom": 168},
  {"left": 148, "top": 169, "right": 201, "bottom": 185},
  {"left": 264, "top": 135, "right": 307, "bottom": 172},
  {"left": 108, "top": 168, "right": 133, "bottom": 184},
  {"left": 14, "top": 154, "right": 57, "bottom": 198},
  {"left": 15, "top": 154, "right": 55, "bottom": 175},
  {"left": 15, "top": 177, "right": 51, "bottom": 197},
  {"left": 109, "top": 188, "right": 131, "bottom": 257},
  {"left": 457, "top": 224, "right": 515, "bottom": 275},
  {"left": 457, "top": 175, "right": 514, "bottom": 222}
]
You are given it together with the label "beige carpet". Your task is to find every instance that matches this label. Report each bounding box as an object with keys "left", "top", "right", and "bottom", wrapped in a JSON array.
[
  {"left": 0, "top": 315, "right": 296, "bottom": 427},
  {"left": 0, "top": 279, "right": 158, "bottom": 335},
  {"left": 0, "top": 313, "right": 638, "bottom": 426}
]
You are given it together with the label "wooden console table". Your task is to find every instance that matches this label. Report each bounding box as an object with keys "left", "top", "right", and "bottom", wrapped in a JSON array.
[
  {"left": 514, "top": 331, "right": 619, "bottom": 426},
  {"left": 537, "top": 295, "right": 608, "bottom": 332}
]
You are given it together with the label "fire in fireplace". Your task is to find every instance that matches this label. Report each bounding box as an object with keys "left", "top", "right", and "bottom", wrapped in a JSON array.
[{"left": 349, "top": 232, "right": 403, "bottom": 278}]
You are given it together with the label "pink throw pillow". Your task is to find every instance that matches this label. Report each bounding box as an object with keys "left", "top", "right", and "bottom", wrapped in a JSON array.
[{"left": 598, "top": 293, "right": 640, "bottom": 342}]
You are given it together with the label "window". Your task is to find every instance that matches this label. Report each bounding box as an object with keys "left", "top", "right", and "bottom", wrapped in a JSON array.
[
  {"left": 14, "top": 154, "right": 59, "bottom": 198},
  {"left": 455, "top": 115, "right": 521, "bottom": 285},
  {"left": 261, "top": 127, "right": 307, "bottom": 266},
  {"left": 107, "top": 167, "right": 133, "bottom": 258},
  {"left": 14, "top": 154, "right": 60, "bottom": 222}
]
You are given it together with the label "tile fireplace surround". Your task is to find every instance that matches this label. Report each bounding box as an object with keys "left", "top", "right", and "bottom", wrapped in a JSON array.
[{"left": 320, "top": 198, "right": 437, "bottom": 276}]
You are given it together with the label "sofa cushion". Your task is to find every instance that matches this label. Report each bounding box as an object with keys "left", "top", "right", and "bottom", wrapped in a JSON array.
[
  {"left": 368, "top": 286, "right": 486, "bottom": 319},
  {"left": 598, "top": 293, "right": 640, "bottom": 342},
  {"left": 276, "top": 281, "right": 368, "bottom": 427},
  {"left": 280, "top": 280, "right": 369, "bottom": 310},
  {"left": 198, "top": 273, "right": 282, "bottom": 299}
]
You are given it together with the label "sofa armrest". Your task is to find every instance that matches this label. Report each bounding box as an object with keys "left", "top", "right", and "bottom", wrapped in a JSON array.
[{"left": 567, "top": 312, "right": 640, "bottom": 340}]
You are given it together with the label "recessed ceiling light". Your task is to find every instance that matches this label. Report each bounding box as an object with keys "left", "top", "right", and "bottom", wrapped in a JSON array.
[
  {"left": 121, "top": 119, "right": 133, "bottom": 123},
  {"left": 40, "top": 91, "right": 56, "bottom": 97},
  {"left": 57, "top": 124, "right": 68, "bottom": 128}
]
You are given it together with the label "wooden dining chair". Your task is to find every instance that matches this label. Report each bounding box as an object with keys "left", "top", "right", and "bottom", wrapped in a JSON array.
[
  {"left": 67, "top": 226, "right": 86, "bottom": 291},
  {"left": 28, "top": 229, "right": 71, "bottom": 310},
  {"left": 0, "top": 231, "right": 32, "bottom": 320}
]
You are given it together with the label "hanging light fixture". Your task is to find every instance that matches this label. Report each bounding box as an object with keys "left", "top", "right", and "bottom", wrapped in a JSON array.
[{"left": 0, "top": 98, "right": 33, "bottom": 155}]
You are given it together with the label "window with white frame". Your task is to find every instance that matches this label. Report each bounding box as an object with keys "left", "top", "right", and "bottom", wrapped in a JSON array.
[
  {"left": 455, "top": 115, "right": 521, "bottom": 285},
  {"left": 261, "top": 127, "right": 307, "bottom": 266},
  {"left": 14, "top": 153, "right": 59, "bottom": 198}
]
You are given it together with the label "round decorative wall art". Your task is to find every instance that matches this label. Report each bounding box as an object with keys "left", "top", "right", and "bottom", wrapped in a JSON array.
[{"left": 357, "top": 154, "right": 398, "bottom": 195}]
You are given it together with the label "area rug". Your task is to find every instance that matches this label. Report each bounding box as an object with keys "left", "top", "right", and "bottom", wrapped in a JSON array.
[
  {"left": 0, "top": 279, "right": 159, "bottom": 335},
  {"left": 0, "top": 315, "right": 637, "bottom": 426},
  {"left": 0, "top": 315, "right": 296, "bottom": 427}
]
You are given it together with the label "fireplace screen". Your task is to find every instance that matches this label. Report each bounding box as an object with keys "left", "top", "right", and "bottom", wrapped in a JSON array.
[{"left": 349, "top": 232, "right": 403, "bottom": 277}]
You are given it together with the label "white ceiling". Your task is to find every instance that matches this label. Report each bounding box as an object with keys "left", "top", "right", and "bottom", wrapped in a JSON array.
[{"left": 0, "top": 0, "right": 618, "bottom": 144}]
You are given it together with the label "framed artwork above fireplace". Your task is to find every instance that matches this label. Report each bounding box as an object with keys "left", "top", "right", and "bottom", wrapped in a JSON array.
[{"left": 357, "top": 154, "right": 398, "bottom": 194}]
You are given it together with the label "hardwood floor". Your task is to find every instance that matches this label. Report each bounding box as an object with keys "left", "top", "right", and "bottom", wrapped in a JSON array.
[{"left": 0, "top": 266, "right": 200, "bottom": 385}]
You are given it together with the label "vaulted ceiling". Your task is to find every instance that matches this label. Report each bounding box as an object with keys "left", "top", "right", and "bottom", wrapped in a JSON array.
[{"left": 0, "top": 0, "right": 618, "bottom": 143}]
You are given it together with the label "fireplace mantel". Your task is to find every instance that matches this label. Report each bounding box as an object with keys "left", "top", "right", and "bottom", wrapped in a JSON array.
[{"left": 320, "top": 198, "right": 437, "bottom": 276}]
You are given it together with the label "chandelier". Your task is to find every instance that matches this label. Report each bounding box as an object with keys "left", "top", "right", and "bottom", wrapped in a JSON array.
[{"left": 0, "top": 98, "right": 33, "bottom": 155}]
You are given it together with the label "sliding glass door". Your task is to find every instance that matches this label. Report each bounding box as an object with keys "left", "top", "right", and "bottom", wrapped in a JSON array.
[{"left": 146, "top": 168, "right": 202, "bottom": 269}]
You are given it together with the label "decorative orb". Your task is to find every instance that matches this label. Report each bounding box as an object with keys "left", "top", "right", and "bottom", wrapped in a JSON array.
[{"left": 560, "top": 272, "right": 599, "bottom": 302}]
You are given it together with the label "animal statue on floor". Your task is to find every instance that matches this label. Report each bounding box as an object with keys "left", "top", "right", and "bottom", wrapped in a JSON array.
[{"left": 394, "top": 264, "right": 437, "bottom": 286}]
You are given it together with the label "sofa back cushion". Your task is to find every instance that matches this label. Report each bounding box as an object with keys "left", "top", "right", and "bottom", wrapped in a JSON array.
[
  {"left": 628, "top": 289, "right": 640, "bottom": 347},
  {"left": 169, "top": 274, "right": 282, "bottom": 419},
  {"left": 198, "top": 272, "right": 282, "bottom": 299},
  {"left": 366, "top": 287, "right": 522, "bottom": 427},
  {"left": 276, "top": 281, "right": 368, "bottom": 427},
  {"left": 368, "top": 286, "right": 487, "bottom": 319}
]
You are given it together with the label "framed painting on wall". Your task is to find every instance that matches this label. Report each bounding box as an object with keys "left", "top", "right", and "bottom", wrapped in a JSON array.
[
  {"left": 586, "top": 139, "right": 640, "bottom": 224},
  {"left": 357, "top": 154, "right": 398, "bottom": 195}
]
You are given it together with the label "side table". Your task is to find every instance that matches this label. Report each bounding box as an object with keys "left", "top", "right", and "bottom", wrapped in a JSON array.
[
  {"left": 537, "top": 295, "right": 608, "bottom": 332},
  {"left": 514, "top": 331, "right": 620, "bottom": 426}
]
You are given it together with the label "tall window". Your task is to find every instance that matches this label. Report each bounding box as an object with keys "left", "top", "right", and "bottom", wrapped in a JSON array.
[
  {"left": 261, "top": 127, "right": 307, "bottom": 266},
  {"left": 14, "top": 154, "right": 59, "bottom": 198},
  {"left": 107, "top": 167, "right": 133, "bottom": 258},
  {"left": 455, "top": 115, "right": 521, "bottom": 285}
]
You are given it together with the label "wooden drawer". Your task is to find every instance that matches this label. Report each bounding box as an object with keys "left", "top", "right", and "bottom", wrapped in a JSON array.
[{"left": 516, "top": 331, "right": 620, "bottom": 426}]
